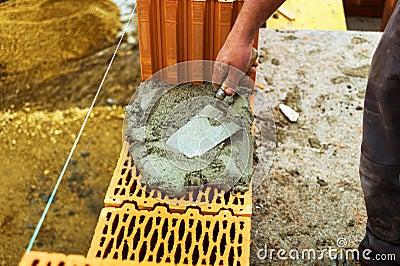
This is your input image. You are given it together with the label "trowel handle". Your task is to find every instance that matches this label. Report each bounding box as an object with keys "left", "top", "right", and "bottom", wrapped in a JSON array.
[{"left": 216, "top": 47, "right": 258, "bottom": 100}]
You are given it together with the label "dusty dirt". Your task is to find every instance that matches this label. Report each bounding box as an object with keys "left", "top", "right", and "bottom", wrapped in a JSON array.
[{"left": 0, "top": 1, "right": 141, "bottom": 264}]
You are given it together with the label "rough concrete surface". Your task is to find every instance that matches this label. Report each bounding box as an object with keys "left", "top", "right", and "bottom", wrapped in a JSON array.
[{"left": 251, "top": 29, "right": 381, "bottom": 265}]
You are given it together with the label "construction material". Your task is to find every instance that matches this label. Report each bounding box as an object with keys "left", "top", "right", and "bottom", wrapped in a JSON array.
[
  {"left": 88, "top": 204, "right": 251, "bottom": 265},
  {"left": 136, "top": 0, "right": 258, "bottom": 81},
  {"left": 267, "top": 0, "right": 347, "bottom": 30},
  {"left": 279, "top": 103, "right": 299, "bottom": 122},
  {"left": 20, "top": 251, "right": 154, "bottom": 266},
  {"left": 125, "top": 81, "right": 254, "bottom": 197},
  {"left": 104, "top": 140, "right": 253, "bottom": 216}
]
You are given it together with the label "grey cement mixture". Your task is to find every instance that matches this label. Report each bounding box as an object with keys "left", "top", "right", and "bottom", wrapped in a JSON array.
[{"left": 125, "top": 80, "right": 254, "bottom": 198}]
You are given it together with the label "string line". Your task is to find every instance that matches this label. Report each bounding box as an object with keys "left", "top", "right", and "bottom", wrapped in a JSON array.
[{"left": 26, "top": 2, "right": 137, "bottom": 253}]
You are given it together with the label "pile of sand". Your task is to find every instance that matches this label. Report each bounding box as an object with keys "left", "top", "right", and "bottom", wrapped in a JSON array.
[{"left": 0, "top": 0, "right": 120, "bottom": 76}]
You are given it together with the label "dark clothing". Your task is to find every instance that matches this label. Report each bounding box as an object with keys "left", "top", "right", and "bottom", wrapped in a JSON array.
[{"left": 359, "top": 1, "right": 400, "bottom": 264}]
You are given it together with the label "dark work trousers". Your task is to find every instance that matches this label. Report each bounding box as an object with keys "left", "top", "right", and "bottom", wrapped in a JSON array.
[{"left": 359, "top": 2, "right": 400, "bottom": 265}]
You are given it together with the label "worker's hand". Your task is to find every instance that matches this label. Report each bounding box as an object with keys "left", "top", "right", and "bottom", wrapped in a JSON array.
[{"left": 212, "top": 39, "right": 258, "bottom": 95}]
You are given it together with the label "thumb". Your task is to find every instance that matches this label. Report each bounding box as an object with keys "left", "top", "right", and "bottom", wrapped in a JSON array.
[
  {"left": 212, "top": 61, "right": 229, "bottom": 90},
  {"left": 222, "top": 65, "right": 242, "bottom": 95}
]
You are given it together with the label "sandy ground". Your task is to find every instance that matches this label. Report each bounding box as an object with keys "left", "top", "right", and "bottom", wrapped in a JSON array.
[{"left": 0, "top": 2, "right": 384, "bottom": 264}]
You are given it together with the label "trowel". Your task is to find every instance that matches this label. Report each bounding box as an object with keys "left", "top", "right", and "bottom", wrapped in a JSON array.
[{"left": 166, "top": 48, "right": 258, "bottom": 158}]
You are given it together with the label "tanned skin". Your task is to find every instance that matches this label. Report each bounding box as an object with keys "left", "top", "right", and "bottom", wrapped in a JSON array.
[{"left": 213, "top": 0, "right": 286, "bottom": 94}]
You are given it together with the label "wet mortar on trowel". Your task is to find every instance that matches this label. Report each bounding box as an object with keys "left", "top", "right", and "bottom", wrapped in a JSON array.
[{"left": 125, "top": 80, "right": 255, "bottom": 198}]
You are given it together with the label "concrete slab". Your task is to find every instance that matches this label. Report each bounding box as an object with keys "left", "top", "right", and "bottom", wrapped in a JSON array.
[{"left": 252, "top": 29, "right": 382, "bottom": 264}]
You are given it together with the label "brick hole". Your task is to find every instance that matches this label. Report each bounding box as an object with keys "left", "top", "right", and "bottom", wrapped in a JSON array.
[
  {"left": 207, "top": 188, "right": 215, "bottom": 202},
  {"left": 178, "top": 220, "right": 186, "bottom": 241},
  {"left": 183, "top": 192, "right": 190, "bottom": 201},
  {"left": 103, "top": 238, "right": 114, "bottom": 258},
  {"left": 116, "top": 226, "right": 125, "bottom": 249},
  {"left": 32, "top": 259, "right": 39, "bottom": 266},
  {"left": 127, "top": 215, "right": 136, "bottom": 237},
  {"left": 233, "top": 197, "right": 239, "bottom": 205},
  {"left": 114, "top": 188, "right": 120, "bottom": 195},
  {"left": 188, "top": 218, "right": 194, "bottom": 228},
  {"left": 192, "top": 188, "right": 200, "bottom": 201},
  {"left": 129, "top": 253, "right": 135, "bottom": 260},
  {"left": 150, "top": 229, "right": 158, "bottom": 251},
  {"left": 102, "top": 225, "right": 108, "bottom": 234},
  {"left": 239, "top": 198, "right": 244, "bottom": 205},
  {"left": 156, "top": 242, "right": 164, "bottom": 262},
  {"left": 143, "top": 217, "right": 153, "bottom": 238},
  {"left": 238, "top": 234, "right": 243, "bottom": 244},
  {"left": 113, "top": 251, "right": 118, "bottom": 259},
  {"left": 121, "top": 168, "right": 126, "bottom": 175},
  {"left": 220, "top": 233, "right": 227, "bottom": 255},
  {"left": 138, "top": 241, "right": 147, "bottom": 262},
  {"left": 58, "top": 262, "right": 65, "bottom": 266},
  {"left": 201, "top": 259, "right": 206, "bottom": 264},
  {"left": 222, "top": 220, "right": 228, "bottom": 229},
  {"left": 122, "top": 214, "right": 129, "bottom": 223},
  {"left": 123, "top": 160, "right": 129, "bottom": 167},
  {"left": 167, "top": 233, "right": 175, "bottom": 252},
  {"left": 201, "top": 194, "right": 206, "bottom": 202},
  {"left": 130, "top": 179, "right": 138, "bottom": 194},
  {"left": 185, "top": 232, "right": 192, "bottom": 253},
  {"left": 213, "top": 222, "right": 220, "bottom": 242},
  {"left": 96, "top": 251, "right": 101, "bottom": 257},
  {"left": 209, "top": 246, "right": 217, "bottom": 264},
  {"left": 224, "top": 192, "right": 231, "bottom": 205},
  {"left": 130, "top": 159, "right": 135, "bottom": 167},
  {"left": 183, "top": 258, "right": 188, "bottom": 264},
  {"left": 206, "top": 221, "right": 211, "bottom": 228},
  {"left": 122, "top": 240, "right": 129, "bottom": 260},
  {"left": 132, "top": 228, "right": 141, "bottom": 250},
  {"left": 137, "top": 189, "right": 142, "bottom": 197},
  {"left": 148, "top": 255, "right": 153, "bottom": 261},
  {"left": 155, "top": 217, "right": 161, "bottom": 225},
  {"left": 195, "top": 221, "right": 202, "bottom": 241},
  {"left": 125, "top": 170, "right": 132, "bottom": 185},
  {"left": 166, "top": 257, "right": 171, "bottom": 263},
  {"left": 117, "top": 178, "right": 123, "bottom": 185},
  {"left": 106, "top": 212, "right": 112, "bottom": 221},
  {"left": 174, "top": 243, "right": 182, "bottom": 264},
  {"left": 216, "top": 197, "right": 222, "bottom": 204},
  {"left": 238, "top": 246, "right": 242, "bottom": 257},
  {"left": 172, "top": 218, "right": 178, "bottom": 227},
  {"left": 161, "top": 219, "right": 168, "bottom": 239},
  {"left": 228, "top": 247, "right": 235, "bottom": 265},
  {"left": 193, "top": 245, "right": 200, "bottom": 264},
  {"left": 239, "top": 221, "right": 244, "bottom": 230},
  {"left": 230, "top": 223, "right": 236, "bottom": 241},
  {"left": 111, "top": 214, "right": 119, "bottom": 235},
  {"left": 121, "top": 188, "right": 126, "bottom": 195},
  {"left": 202, "top": 232, "right": 210, "bottom": 254},
  {"left": 139, "top": 215, "right": 145, "bottom": 224}
]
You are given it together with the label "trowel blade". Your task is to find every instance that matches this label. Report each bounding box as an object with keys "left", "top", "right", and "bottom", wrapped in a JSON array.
[{"left": 166, "top": 105, "right": 240, "bottom": 158}]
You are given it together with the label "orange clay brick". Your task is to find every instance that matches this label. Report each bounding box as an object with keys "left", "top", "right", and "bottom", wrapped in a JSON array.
[
  {"left": 19, "top": 251, "right": 175, "bottom": 266},
  {"left": 87, "top": 204, "right": 251, "bottom": 266},
  {"left": 137, "top": 0, "right": 257, "bottom": 81},
  {"left": 103, "top": 141, "right": 252, "bottom": 217}
]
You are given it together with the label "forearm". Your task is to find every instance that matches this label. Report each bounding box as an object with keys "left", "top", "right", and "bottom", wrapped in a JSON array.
[{"left": 228, "top": 0, "right": 286, "bottom": 44}]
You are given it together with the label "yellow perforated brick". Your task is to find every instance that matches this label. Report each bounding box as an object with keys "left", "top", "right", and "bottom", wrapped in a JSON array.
[
  {"left": 88, "top": 204, "right": 251, "bottom": 265},
  {"left": 104, "top": 141, "right": 252, "bottom": 216},
  {"left": 19, "top": 251, "right": 168, "bottom": 266}
]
